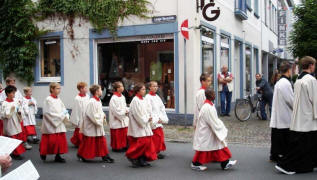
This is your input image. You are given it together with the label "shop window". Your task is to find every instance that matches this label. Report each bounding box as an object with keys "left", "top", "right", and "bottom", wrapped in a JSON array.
[
  {"left": 97, "top": 36, "right": 175, "bottom": 109},
  {"left": 201, "top": 27, "right": 215, "bottom": 89},
  {"left": 220, "top": 35, "right": 230, "bottom": 68},
  {"left": 245, "top": 46, "right": 252, "bottom": 95},
  {"left": 39, "top": 39, "right": 61, "bottom": 82}
]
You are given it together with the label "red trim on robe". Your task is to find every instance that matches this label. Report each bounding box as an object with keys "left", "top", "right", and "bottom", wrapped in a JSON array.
[
  {"left": 200, "top": 86, "right": 206, "bottom": 90},
  {"left": 77, "top": 135, "right": 109, "bottom": 159},
  {"left": 25, "top": 96, "right": 31, "bottom": 100},
  {"left": 50, "top": 94, "right": 58, "bottom": 99},
  {"left": 78, "top": 93, "right": 86, "bottom": 97},
  {"left": 70, "top": 128, "right": 83, "bottom": 147},
  {"left": 113, "top": 92, "right": 122, "bottom": 97},
  {"left": 192, "top": 147, "right": 232, "bottom": 164},
  {"left": 5, "top": 98, "right": 14, "bottom": 102},
  {"left": 93, "top": 96, "right": 100, "bottom": 101},
  {"left": 204, "top": 99, "right": 214, "bottom": 106},
  {"left": 9, "top": 133, "right": 26, "bottom": 155},
  {"left": 40, "top": 133, "right": 68, "bottom": 155},
  {"left": 24, "top": 125, "right": 37, "bottom": 136},
  {"left": 136, "top": 94, "right": 143, "bottom": 100},
  {"left": 149, "top": 91, "right": 156, "bottom": 96},
  {"left": 110, "top": 127, "right": 128, "bottom": 150},
  {"left": 152, "top": 127, "right": 166, "bottom": 153},
  {"left": 126, "top": 136, "right": 157, "bottom": 161}
]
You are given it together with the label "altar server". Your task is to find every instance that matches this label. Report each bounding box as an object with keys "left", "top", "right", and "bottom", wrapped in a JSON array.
[
  {"left": 109, "top": 81, "right": 129, "bottom": 152},
  {"left": 276, "top": 56, "right": 317, "bottom": 174},
  {"left": 191, "top": 88, "right": 237, "bottom": 171},
  {"left": 145, "top": 81, "right": 169, "bottom": 159},
  {"left": 69, "top": 82, "right": 89, "bottom": 147}
]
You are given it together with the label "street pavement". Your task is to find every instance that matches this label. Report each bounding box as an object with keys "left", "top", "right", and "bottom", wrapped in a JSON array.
[{"left": 3, "top": 132, "right": 317, "bottom": 180}]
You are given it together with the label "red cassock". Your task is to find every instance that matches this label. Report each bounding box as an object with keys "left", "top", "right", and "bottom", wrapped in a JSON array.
[
  {"left": 39, "top": 133, "right": 68, "bottom": 155},
  {"left": 20, "top": 122, "right": 27, "bottom": 142},
  {"left": 192, "top": 147, "right": 232, "bottom": 164},
  {"left": 24, "top": 125, "right": 37, "bottom": 136},
  {"left": 152, "top": 127, "right": 166, "bottom": 153},
  {"left": 9, "top": 133, "right": 26, "bottom": 155},
  {"left": 77, "top": 136, "right": 109, "bottom": 159},
  {"left": 110, "top": 127, "right": 128, "bottom": 150},
  {"left": 0, "top": 119, "right": 3, "bottom": 136},
  {"left": 70, "top": 128, "right": 83, "bottom": 147},
  {"left": 125, "top": 136, "right": 157, "bottom": 161}
]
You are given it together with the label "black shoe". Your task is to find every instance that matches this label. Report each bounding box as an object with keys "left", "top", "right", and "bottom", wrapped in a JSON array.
[
  {"left": 157, "top": 153, "right": 165, "bottom": 159},
  {"left": 102, "top": 155, "right": 114, "bottom": 163},
  {"left": 128, "top": 158, "right": 140, "bottom": 168},
  {"left": 11, "top": 154, "right": 24, "bottom": 160},
  {"left": 220, "top": 114, "right": 226, "bottom": 117},
  {"left": 32, "top": 138, "right": 40, "bottom": 144},
  {"left": 112, "top": 149, "right": 120, "bottom": 152},
  {"left": 225, "top": 114, "right": 231, "bottom": 117},
  {"left": 54, "top": 154, "right": 66, "bottom": 163},
  {"left": 77, "top": 154, "right": 88, "bottom": 162},
  {"left": 139, "top": 156, "right": 151, "bottom": 167},
  {"left": 40, "top": 155, "right": 46, "bottom": 161}
]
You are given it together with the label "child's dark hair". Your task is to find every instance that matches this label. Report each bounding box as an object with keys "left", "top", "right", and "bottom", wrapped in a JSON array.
[
  {"left": 133, "top": 83, "right": 145, "bottom": 95},
  {"left": 200, "top": 73, "right": 210, "bottom": 82},
  {"left": 279, "top": 61, "right": 292, "bottom": 74},
  {"left": 5, "top": 85, "right": 17, "bottom": 96},
  {"left": 205, "top": 88, "right": 215, "bottom": 101},
  {"left": 89, "top": 84, "right": 101, "bottom": 96},
  {"left": 112, "top": 81, "right": 123, "bottom": 92}
]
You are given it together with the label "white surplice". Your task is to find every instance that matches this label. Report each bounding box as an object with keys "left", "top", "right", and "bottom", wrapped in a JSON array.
[
  {"left": 69, "top": 94, "right": 89, "bottom": 127},
  {"left": 144, "top": 94, "right": 169, "bottom": 130}
]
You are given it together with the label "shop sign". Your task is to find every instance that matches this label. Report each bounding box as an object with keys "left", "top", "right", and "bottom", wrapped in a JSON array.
[
  {"left": 196, "top": 0, "right": 220, "bottom": 21},
  {"left": 152, "top": 15, "right": 177, "bottom": 24}
]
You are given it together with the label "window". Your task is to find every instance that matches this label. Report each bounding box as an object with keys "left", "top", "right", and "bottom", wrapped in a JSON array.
[
  {"left": 254, "top": 0, "right": 259, "bottom": 18},
  {"left": 269, "top": 1, "right": 272, "bottom": 29},
  {"left": 220, "top": 35, "right": 230, "bottom": 68},
  {"left": 201, "top": 27, "right": 215, "bottom": 89},
  {"left": 264, "top": 0, "right": 267, "bottom": 25},
  {"left": 246, "top": 0, "right": 252, "bottom": 11},
  {"left": 254, "top": 48, "right": 259, "bottom": 74},
  {"left": 245, "top": 46, "right": 252, "bottom": 95},
  {"left": 97, "top": 34, "right": 175, "bottom": 109},
  {"left": 235, "top": 0, "right": 248, "bottom": 20},
  {"left": 39, "top": 38, "right": 61, "bottom": 82}
]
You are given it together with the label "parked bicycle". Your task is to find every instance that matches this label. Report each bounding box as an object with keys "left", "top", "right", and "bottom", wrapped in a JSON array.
[{"left": 234, "top": 92, "right": 270, "bottom": 122}]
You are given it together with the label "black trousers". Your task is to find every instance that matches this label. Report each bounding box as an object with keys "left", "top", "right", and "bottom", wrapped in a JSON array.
[
  {"left": 277, "top": 130, "right": 317, "bottom": 173},
  {"left": 270, "top": 128, "right": 290, "bottom": 162}
]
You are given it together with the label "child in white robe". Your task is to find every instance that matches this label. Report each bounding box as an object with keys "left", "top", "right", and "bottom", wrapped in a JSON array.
[
  {"left": 39, "top": 82, "right": 69, "bottom": 163},
  {"left": 126, "top": 83, "right": 157, "bottom": 167},
  {"left": 21, "top": 87, "right": 39, "bottom": 144},
  {"left": 77, "top": 84, "right": 114, "bottom": 163},
  {"left": 145, "top": 81, "right": 169, "bottom": 159},
  {"left": 69, "top": 82, "right": 89, "bottom": 147},
  {"left": 109, "top": 81, "right": 129, "bottom": 152},
  {"left": 191, "top": 88, "right": 237, "bottom": 171}
]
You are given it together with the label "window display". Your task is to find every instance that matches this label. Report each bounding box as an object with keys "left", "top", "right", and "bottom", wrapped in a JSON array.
[
  {"left": 97, "top": 36, "right": 175, "bottom": 109},
  {"left": 201, "top": 27, "right": 215, "bottom": 89}
]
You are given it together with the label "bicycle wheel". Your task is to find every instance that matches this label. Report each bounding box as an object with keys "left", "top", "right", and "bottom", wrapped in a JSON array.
[
  {"left": 256, "top": 101, "right": 271, "bottom": 120},
  {"left": 235, "top": 99, "right": 252, "bottom": 121}
]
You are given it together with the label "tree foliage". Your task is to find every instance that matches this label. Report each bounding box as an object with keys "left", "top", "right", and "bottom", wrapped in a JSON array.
[{"left": 289, "top": 0, "right": 317, "bottom": 59}]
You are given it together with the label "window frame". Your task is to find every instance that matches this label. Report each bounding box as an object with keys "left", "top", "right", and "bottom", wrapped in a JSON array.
[{"left": 34, "top": 31, "right": 64, "bottom": 86}]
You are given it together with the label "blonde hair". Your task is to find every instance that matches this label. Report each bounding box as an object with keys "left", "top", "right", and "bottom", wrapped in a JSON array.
[
  {"left": 77, "top": 82, "right": 87, "bottom": 91},
  {"left": 5, "top": 77, "right": 15, "bottom": 84},
  {"left": 23, "top": 87, "right": 32, "bottom": 95},
  {"left": 89, "top": 84, "right": 101, "bottom": 96},
  {"left": 49, "top": 82, "right": 60, "bottom": 93},
  {"left": 300, "top": 56, "right": 316, "bottom": 69}
]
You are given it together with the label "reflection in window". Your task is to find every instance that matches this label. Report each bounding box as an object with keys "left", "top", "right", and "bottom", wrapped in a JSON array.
[
  {"left": 220, "top": 35, "right": 230, "bottom": 68},
  {"left": 201, "top": 27, "right": 215, "bottom": 89},
  {"left": 40, "top": 39, "right": 61, "bottom": 79},
  {"left": 245, "top": 46, "right": 252, "bottom": 95},
  {"left": 97, "top": 38, "right": 175, "bottom": 109}
]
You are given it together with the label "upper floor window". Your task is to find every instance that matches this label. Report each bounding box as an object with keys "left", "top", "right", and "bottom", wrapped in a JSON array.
[
  {"left": 235, "top": 0, "right": 248, "bottom": 20},
  {"left": 254, "top": 0, "right": 259, "bottom": 18},
  {"left": 39, "top": 38, "right": 61, "bottom": 82}
]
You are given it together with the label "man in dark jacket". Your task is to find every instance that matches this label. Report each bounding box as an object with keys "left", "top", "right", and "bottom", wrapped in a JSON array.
[{"left": 256, "top": 73, "right": 273, "bottom": 120}]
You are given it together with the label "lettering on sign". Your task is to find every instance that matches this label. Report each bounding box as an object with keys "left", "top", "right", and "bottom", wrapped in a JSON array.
[{"left": 197, "top": 0, "right": 220, "bottom": 21}]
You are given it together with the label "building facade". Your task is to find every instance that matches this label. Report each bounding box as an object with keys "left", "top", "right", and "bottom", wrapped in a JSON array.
[{"left": 10, "top": 0, "right": 297, "bottom": 116}]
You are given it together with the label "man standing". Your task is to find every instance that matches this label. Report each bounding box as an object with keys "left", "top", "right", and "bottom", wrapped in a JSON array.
[
  {"left": 256, "top": 74, "right": 273, "bottom": 120},
  {"left": 276, "top": 56, "right": 317, "bottom": 175},
  {"left": 270, "top": 62, "right": 294, "bottom": 162},
  {"left": 217, "top": 66, "right": 233, "bottom": 116}
]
